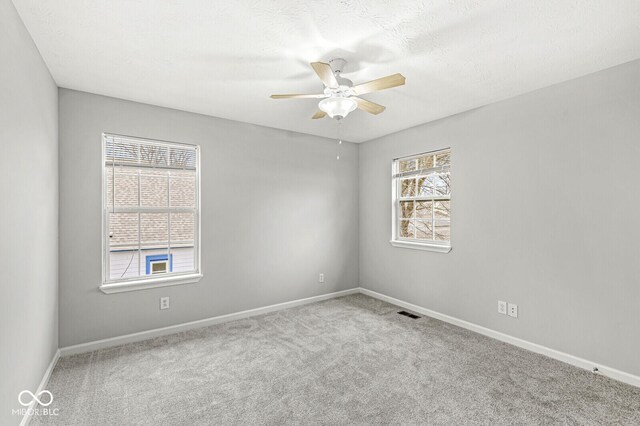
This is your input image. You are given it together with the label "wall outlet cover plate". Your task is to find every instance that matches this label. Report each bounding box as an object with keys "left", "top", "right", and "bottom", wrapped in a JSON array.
[{"left": 160, "top": 297, "right": 170, "bottom": 310}]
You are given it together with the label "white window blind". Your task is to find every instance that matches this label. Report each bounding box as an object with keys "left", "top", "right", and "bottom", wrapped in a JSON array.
[
  {"left": 102, "top": 133, "right": 200, "bottom": 288},
  {"left": 392, "top": 148, "right": 451, "bottom": 249}
]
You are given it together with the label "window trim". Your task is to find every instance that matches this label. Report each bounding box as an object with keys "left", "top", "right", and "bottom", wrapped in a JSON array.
[
  {"left": 99, "top": 273, "right": 203, "bottom": 294},
  {"left": 390, "top": 148, "right": 452, "bottom": 253},
  {"left": 389, "top": 240, "right": 452, "bottom": 253},
  {"left": 100, "top": 133, "right": 202, "bottom": 294}
]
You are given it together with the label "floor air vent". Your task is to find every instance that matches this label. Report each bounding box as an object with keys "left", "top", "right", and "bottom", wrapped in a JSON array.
[{"left": 397, "top": 311, "right": 421, "bottom": 319}]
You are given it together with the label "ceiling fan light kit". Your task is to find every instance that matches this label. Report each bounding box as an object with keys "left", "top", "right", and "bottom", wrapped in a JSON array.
[
  {"left": 319, "top": 96, "right": 357, "bottom": 119},
  {"left": 271, "top": 58, "right": 405, "bottom": 120}
]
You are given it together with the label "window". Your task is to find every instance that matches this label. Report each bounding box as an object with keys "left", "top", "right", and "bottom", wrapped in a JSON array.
[
  {"left": 391, "top": 148, "right": 451, "bottom": 252},
  {"left": 101, "top": 134, "right": 201, "bottom": 293},
  {"left": 146, "top": 254, "right": 172, "bottom": 275}
]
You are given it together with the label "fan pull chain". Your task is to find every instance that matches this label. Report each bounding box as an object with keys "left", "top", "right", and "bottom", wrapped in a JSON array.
[{"left": 336, "top": 119, "right": 342, "bottom": 160}]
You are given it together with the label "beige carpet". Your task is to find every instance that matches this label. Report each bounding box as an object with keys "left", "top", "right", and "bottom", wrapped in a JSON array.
[{"left": 34, "top": 294, "right": 640, "bottom": 425}]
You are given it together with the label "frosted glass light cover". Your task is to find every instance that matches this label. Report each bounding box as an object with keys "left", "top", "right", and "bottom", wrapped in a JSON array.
[{"left": 319, "top": 97, "right": 357, "bottom": 118}]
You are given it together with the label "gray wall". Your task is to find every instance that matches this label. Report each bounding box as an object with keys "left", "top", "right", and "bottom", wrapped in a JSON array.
[
  {"left": 0, "top": 0, "right": 59, "bottom": 424},
  {"left": 58, "top": 89, "right": 359, "bottom": 347},
  {"left": 359, "top": 59, "right": 640, "bottom": 377}
]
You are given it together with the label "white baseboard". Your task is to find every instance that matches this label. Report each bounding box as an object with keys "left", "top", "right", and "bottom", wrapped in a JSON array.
[
  {"left": 359, "top": 287, "right": 640, "bottom": 388},
  {"left": 56, "top": 285, "right": 638, "bottom": 389},
  {"left": 60, "top": 288, "right": 359, "bottom": 357},
  {"left": 20, "top": 349, "right": 60, "bottom": 426}
]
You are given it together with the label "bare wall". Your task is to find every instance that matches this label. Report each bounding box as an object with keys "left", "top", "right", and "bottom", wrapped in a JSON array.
[
  {"left": 0, "top": 0, "right": 59, "bottom": 424},
  {"left": 359, "top": 59, "right": 640, "bottom": 376},
  {"left": 58, "top": 89, "right": 359, "bottom": 347}
]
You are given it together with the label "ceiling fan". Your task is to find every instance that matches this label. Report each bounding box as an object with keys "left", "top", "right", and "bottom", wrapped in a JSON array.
[{"left": 270, "top": 58, "right": 405, "bottom": 120}]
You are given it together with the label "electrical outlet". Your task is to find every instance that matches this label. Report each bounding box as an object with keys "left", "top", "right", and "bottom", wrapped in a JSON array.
[
  {"left": 160, "top": 297, "right": 170, "bottom": 310},
  {"left": 498, "top": 300, "right": 507, "bottom": 315},
  {"left": 318, "top": 273, "right": 325, "bottom": 283},
  {"left": 508, "top": 303, "right": 518, "bottom": 318}
]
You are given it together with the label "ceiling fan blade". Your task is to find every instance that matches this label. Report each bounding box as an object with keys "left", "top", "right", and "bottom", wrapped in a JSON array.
[
  {"left": 353, "top": 97, "right": 386, "bottom": 115},
  {"left": 352, "top": 73, "right": 406, "bottom": 95},
  {"left": 310, "top": 62, "right": 339, "bottom": 89},
  {"left": 312, "top": 110, "right": 327, "bottom": 119},
  {"left": 270, "top": 93, "right": 326, "bottom": 99}
]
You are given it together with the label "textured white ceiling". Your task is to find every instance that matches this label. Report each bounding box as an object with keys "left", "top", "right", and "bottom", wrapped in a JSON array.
[{"left": 12, "top": 0, "right": 640, "bottom": 142}]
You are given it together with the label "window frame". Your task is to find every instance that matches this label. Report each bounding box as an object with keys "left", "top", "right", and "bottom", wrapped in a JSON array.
[
  {"left": 390, "top": 148, "right": 452, "bottom": 253},
  {"left": 100, "top": 133, "right": 202, "bottom": 294}
]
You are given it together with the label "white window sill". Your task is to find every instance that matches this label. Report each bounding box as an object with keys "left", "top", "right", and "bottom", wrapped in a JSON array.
[
  {"left": 390, "top": 240, "right": 452, "bottom": 253},
  {"left": 100, "top": 273, "right": 203, "bottom": 294}
]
